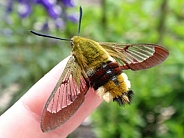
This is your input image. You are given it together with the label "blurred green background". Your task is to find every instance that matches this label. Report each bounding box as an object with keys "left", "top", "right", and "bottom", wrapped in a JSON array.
[{"left": 0, "top": 0, "right": 183, "bottom": 138}]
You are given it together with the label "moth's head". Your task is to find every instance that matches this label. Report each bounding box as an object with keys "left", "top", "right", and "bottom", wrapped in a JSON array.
[{"left": 71, "top": 36, "right": 84, "bottom": 47}]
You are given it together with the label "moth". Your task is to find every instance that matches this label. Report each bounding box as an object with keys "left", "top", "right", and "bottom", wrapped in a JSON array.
[{"left": 31, "top": 7, "right": 169, "bottom": 132}]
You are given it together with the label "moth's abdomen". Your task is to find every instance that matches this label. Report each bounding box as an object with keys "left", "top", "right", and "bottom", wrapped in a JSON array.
[{"left": 89, "top": 61, "right": 133, "bottom": 105}]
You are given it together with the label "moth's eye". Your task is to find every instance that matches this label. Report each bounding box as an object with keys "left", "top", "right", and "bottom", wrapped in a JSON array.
[{"left": 70, "top": 41, "right": 74, "bottom": 46}]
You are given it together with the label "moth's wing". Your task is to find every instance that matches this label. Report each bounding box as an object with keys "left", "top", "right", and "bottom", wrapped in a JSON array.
[
  {"left": 41, "top": 56, "right": 89, "bottom": 132},
  {"left": 99, "top": 42, "right": 169, "bottom": 70}
]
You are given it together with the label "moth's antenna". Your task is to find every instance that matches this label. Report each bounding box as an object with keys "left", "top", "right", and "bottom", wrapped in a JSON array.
[
  {"left": 30, "top": 30, "right": 71, "bottom": 41},
  {"left": 78, "top": 6, "right": 83, "bottom": 35}
]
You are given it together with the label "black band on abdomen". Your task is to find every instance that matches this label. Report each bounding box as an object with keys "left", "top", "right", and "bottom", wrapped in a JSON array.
[{"left": 89, "top": 61, "right": 122, "bottom": 90}]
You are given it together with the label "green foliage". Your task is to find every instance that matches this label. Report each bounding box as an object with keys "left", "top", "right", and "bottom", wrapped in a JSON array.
[
  {"left": 87, "top": 0, "right": 184, "bottom": 138},
  {"left": 0, "top": 4, "right": 72, "bottom": 112},
  {"left": 0, "top": 0, "right": 184, "bottom": 138}
]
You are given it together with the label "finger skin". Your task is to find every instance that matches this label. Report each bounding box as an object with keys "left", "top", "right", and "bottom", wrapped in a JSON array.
[{"left": 0, "top": 57, "right": 102, "bottom": 138}]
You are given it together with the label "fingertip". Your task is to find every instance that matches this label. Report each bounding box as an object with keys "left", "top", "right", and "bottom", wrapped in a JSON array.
[{"left": 0, "top": 56, "right": 102, "bottom": 138}]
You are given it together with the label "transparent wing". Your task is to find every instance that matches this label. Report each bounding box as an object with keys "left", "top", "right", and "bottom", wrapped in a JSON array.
[
  {"left": 99, "top": 42, "right": 169, "bottom": 70},
  {"left": 41, "top": 56, "right": 89, "bottom": 132}
]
